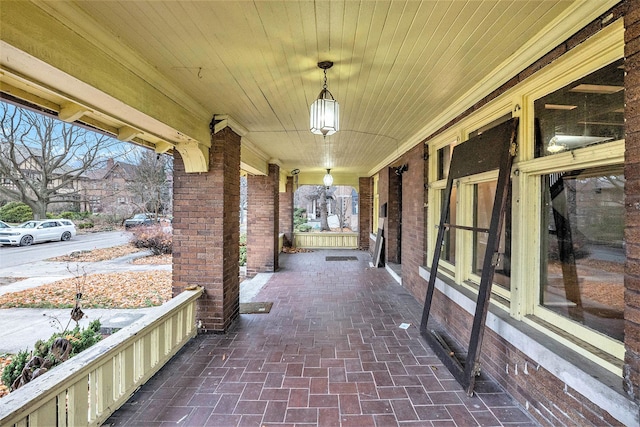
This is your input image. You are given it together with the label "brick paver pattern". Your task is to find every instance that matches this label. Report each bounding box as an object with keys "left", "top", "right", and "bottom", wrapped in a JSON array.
[{"left": 106, "top": 250, "right": 537, "bottom": 426}]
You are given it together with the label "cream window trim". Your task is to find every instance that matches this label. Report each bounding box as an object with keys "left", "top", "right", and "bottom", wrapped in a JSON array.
[
  {"left": 525, "top": 309, "right": 624, "bottom": 373},
  {"left": 457, "top": 170, "right": 512, "bottom": 302},
  {"left": 427, "top": 133, "right": 458, "bottom": 263},
  {"left": 457, "top": 170, "right": 499, "bottom": 186},
  {"left": 515, "top": 140, "right": 624, "bottom": 175},
  {"left": 509, "top": 167, "right": 532, "bottom": 321},
  {"left": 461, "top": 99, "right": 514, "bottom": 140},
  {"left": 519, "top": 19, "right": 623, "bottom": 102},
  {"left": 468, "top": 275, "right": 510, "bottom": 301},
  {"left": 519, "top": 19, "right": 623, "bottom": 163},
  {"left": 456, "top": 180, "right": 473, "bottom": 286},
  {"left": 515, "top": 141, "right": 625, "bottom": 368}
]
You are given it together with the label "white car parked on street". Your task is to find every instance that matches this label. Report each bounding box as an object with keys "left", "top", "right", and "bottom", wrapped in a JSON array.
[{"left": 0, "top": 219, "right": 77, "bottom": 246}]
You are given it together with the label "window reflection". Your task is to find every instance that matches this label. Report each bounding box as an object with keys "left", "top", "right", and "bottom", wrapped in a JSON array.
[
  {"left": 473, "top": 181, "right": 511, "bottom": 291},
  {"left": 437, "top": 145, "right": 450, "bottom": 181},
  {"left": 540, "top": 166, "right": 624, "bottom": 341},
  {"left": 442, "top": 186, "right": 456, "bottom": 264},
  {"left": 535, "top": 59, "right": 624, "bottom": 157}
]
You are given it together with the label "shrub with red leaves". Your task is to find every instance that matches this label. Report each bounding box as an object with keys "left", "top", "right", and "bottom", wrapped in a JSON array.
[{"left": 130, "top": 224, "right": 172, "bottom": 255}]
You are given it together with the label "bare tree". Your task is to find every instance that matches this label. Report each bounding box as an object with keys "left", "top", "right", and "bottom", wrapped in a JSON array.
[
  {"left": 0, "top": 102, "right": 125, "bottom": 219},
  {"left": 240, "top": 174, "right": 248, "bottom": 214},
  {"left": 303, "top": 185, "right": 335, "bottom": 231},
  {"left": 127, "top": 150, "right": 172, "bottom": 217},
  {"left": 334, "top": 196, "right": 347, "bottom": 232}
]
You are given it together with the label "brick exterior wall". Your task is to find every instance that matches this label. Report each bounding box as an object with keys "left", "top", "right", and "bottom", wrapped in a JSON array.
[
  {"left": 398, "top": 144, "right": 427, "bottom": 301},
  {"left": 381, "top": 1, "right": 637, "bottom": 424},
  {"left": 386, "top": 169, "right": 401, "bottom": 264},
  {"left": 279, "top": 176, "right": 294, "bottom": 247},
  {"left": 625, "top": 0, "right": 640, "bottom": 403},
  {"left": 374, "top": 147, "right": 425, "bottom": 273},
  {"left": 172, "top": 126, "right": 240, "bottom": 333},
  {"left": 358, "top": 177, "right": 372, "bottom": 250},
  {"left": 247, "top": 163, "right": 280, "bottom": 276}
]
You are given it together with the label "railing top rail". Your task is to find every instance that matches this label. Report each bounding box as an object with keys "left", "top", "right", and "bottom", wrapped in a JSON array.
[{"left": 293, "top": 231, "right": 359, "bottom": 235}]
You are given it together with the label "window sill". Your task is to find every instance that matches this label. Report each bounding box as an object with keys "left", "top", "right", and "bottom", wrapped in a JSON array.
[{"left": 418, "top": 265, "right": 638, "bottom": 427}]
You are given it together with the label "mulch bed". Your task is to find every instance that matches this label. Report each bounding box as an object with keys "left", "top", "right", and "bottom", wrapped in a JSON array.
[
  {"left": 2, "top": 245, "right": 172, "bottom": 309},
  {"left": 48, "top": 245, "right": 143, "bottom": 262},
  {"left": 0, "top": 270, "right": 172, "bottom": 309}
]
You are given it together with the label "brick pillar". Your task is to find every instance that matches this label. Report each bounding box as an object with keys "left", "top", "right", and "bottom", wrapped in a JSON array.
[
  {"left": 624, "top": 1, "right": 640, "bottom": 402},
  {"left": 359, "top": 177, "right": 372, "bottom": 250},
  {"left": 279, "top": 176, "right": 294, "bottom": 247},
  {"left": 172, "top": 126, "right": 241, "bottom": 333},
  {"left": 247, "top": 163, "right": 280, "bottom": 276}
]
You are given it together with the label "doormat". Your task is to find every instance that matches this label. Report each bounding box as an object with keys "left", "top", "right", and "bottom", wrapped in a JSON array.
[
  {"left": 326, "top": 256, "right": 358, "bottom": 261},
  {"left": 240, "top": 302, "right": 273, "bottom": 314}
]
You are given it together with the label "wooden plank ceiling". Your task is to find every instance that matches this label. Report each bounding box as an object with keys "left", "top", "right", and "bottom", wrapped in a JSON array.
[{"left": 68, "top": 0, "right": 578, "bottom": 176}]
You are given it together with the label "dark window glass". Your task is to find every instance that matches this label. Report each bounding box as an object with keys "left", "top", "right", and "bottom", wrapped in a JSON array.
[
  {"left": 540, "top": 166, "right": 624, "bottom": 341},
  {"left": 437, "top": 146, "right": 450, "bottom": 181},
  {"left": 534, "top": 59, "right": 624, "bottom": 157},
  {"left": 442, "top": 186, "right": 456, "bottom": 264},
  {"left": 473, "top": 181, "right": 511, "bottom": 291}
]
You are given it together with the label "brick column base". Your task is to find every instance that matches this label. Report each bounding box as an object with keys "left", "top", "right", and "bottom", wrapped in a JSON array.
[{"left": 172, "top": 126, "right": 240, "bottom": 333}]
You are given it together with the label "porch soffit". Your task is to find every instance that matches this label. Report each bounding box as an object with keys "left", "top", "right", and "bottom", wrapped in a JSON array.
[{"left": 0, "top": 0, "right": 620, "bottom": 179}]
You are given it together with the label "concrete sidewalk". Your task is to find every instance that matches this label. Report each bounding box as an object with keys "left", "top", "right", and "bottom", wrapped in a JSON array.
[{"left": 0, "top": 251, "right": 268, "bottom": 353}]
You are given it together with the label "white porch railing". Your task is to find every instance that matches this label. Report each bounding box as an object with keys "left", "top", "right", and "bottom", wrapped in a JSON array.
[
  {"left": 294, "top": 232, "right": 359, "bottom": 249},
  {"left": 0, "top": 287, "right": 203, "bottom": 427}
]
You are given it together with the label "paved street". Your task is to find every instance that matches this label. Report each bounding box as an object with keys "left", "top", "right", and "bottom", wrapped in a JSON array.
[{"left": 0, "top": 230, "right": 132, "bottom": 268}]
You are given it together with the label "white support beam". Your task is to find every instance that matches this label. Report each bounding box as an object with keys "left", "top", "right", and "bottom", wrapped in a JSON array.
[
  {"left": 58, "top": 102, "right": 90, "bottom": 122},
  {"left": 154, "top": 141, "right": 173, "bottom": 154},
  {"left": 117, "top": 125, "right": 142, "bottom": 142}
]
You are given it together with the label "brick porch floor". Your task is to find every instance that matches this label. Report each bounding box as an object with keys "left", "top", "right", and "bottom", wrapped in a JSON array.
[{"left": 105, "top": 250, "right": 537, "bottom": 427}]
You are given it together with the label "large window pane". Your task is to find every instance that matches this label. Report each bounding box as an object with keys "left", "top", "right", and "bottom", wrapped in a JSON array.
[
  {"left": 534, "top": 58, "right": 624, "bottom": 157},
  {"left": 540, "top": 166, "right": 624, "bottom": 341},
  {"left": 437, "top": 145, "right": 450, "bottom": 181},
  {"left": 473, "top": 181, "right": 511, "bottom": 291}
]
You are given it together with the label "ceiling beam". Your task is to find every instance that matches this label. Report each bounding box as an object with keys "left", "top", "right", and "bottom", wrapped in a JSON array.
[{"left": 58, "top": 102, "right": 90, "bottom": 122}]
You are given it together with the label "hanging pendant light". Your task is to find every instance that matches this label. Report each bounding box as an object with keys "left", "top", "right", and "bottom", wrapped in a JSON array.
[
  {"left": 323, "top": 168, "right": 334, "bottom": 188},
  {"left": 310, "top": 61, "right": 339, "bottom": 136}
]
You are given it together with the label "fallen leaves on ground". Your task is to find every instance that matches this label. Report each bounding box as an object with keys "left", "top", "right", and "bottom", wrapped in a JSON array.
[
  {"left": 282, "top": 247, "right": 314, "bottom": 253},
  {"left": 48, "top": 245, "right": 143, "bottom": 263},
  {"left": 0, "top": 270, "right": 172, "bottom": 309},
  {"left": 548, "top": 260, "right": 624, "bottom": 310},
  {"left": 132, "top": 254, "right": 172, "bottom": 265}
]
